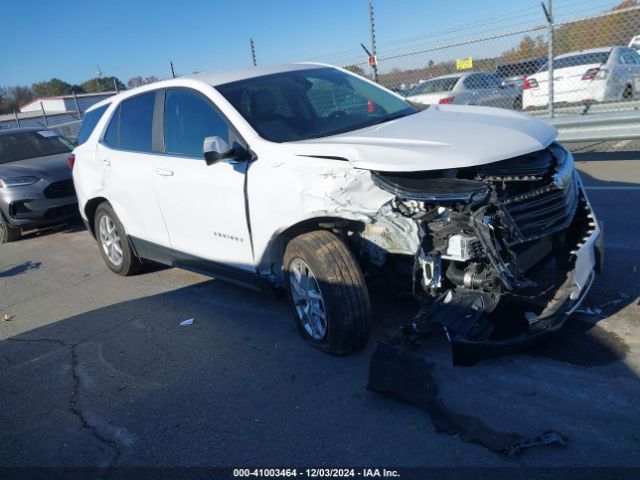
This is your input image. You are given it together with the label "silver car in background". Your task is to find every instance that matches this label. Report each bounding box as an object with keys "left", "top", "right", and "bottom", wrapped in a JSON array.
[
  {"left": 405, "top": 72, "right": 523, "bottom": 109},
  {"left": 0, "top": 128, "right": 78, "bottom": 243}
]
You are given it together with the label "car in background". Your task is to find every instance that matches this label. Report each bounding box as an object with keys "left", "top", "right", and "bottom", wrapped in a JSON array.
[
  {"left": 0, "top": 127, "right": 77, "bottom": 243},
  {"left": 495, "top": 56, "right": 546, "bottom": 89},
  {"left": 405, "top": 72, "right": 522, "bottom": 109},
  {"left": 522, "top": 46, "right": 640, "bottom": 109},
  {"left": 629, "top": 35, "right": 640, "bottom": 52}
]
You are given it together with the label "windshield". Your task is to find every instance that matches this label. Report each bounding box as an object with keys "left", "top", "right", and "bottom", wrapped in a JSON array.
[
  {"left": 216, "top": 67, "right": 416, "bottom": 142},
  {"left": 0, "top": 130, "right": 74, "bottom": 164},
  {"left": 537, "top": 51, "right": 610, "bottom": 72},
  {"left": 409, "top": 77, "right": 460, "bottom": 95}
]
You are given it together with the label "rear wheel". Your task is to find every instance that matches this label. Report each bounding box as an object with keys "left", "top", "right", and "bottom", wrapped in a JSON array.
[
  {"left": 622, "top": 84, "right": 633, "bottom": 100},
  {"left": 94, "top": 203, "right": 142, "bottom": 276},
  {"left": 0, "top": 215, "right": 21, "bottom": 244},
  {"left": 284, "top": 230, "right": 372, "bottom": 356},
  {"left": 513, "top": 95, "right": 523, "bottom": 110}
]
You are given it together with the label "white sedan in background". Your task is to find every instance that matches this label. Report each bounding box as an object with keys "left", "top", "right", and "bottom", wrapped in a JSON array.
[
  {"left": 405, "top": 72, "right": 522, "bottom": 110},
  {"left": 522, "top": 46, "right": 640, "bottom": 109}
]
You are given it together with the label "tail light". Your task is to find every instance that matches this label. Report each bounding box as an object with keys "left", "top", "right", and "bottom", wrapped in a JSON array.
[
  {"left": 582, "top": 68, "right": 608, "bottom": 81},
  {"left": 523, "top": 77, "right": 538, "bottom": 89},
  {"left": 68, "top": 154, "right": 75, "bottom": 170},
  {"left": 438, "top": 97, "right": 455, "bottom": 104}
]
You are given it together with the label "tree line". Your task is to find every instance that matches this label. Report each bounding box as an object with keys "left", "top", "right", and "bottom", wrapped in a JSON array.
[{"left": 0, "top": 75, "right": 160, "bottom": 114}]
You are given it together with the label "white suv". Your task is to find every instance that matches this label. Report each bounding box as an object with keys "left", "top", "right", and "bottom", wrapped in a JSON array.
[{"left": 72, "top": 63, "right": 602, "bottom": 363}]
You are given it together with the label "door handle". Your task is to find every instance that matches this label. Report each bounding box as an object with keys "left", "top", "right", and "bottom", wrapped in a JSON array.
[
  {"left": 102, "top": 159, "right": 111, "bottom": 166},
  {"left": 156, "top": 168, "right": 174, "bottom": 177}
]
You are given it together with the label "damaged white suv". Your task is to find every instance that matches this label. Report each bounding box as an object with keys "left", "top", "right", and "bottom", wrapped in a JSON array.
[{"left": 72, "top": 64, "right": 602, "bottom": 363}]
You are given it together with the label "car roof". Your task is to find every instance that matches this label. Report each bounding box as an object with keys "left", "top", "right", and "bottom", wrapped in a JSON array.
[
  {"left": 498, "top": 56, "right": 546, "bottom": 66},
  {"left": 423, "top": 73, "right": 464, "bottom": 81},
  {"left": 555, "top": 46, "right": 615, "bottom": 59},
  {"left": 189, "top": 62, "right": 327, "bottom": 86},
  {"left": 0, "top": 127, "right": 42, "bottom": 136},
  {"left": 85, "top": 62, "right": 333, "bottom": 113}
]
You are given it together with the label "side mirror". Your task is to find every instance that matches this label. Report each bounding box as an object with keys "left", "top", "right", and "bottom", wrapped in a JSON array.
[{"left": 203, "top": 136, "right": 234, "bottom": 165}]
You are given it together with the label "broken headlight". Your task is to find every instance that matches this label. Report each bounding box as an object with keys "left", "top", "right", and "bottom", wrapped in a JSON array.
[{"left": 550, "top": 144, "right": 575, "bottom": 190}]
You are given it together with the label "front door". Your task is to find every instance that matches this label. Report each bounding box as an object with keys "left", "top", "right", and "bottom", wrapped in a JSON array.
[{"left": 152, "top": 87, "right": 254, "bottom": 270}]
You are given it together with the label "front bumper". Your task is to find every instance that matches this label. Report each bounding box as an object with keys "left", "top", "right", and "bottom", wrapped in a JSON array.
[
  {"left": 0, "top": 180, "right": 78, "bottom": 228},
  {"left": 451, "top": 182, "right": 602, "bottom": 365}
]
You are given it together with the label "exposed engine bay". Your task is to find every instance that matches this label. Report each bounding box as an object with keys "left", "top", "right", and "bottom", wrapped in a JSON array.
[{"left": 354, "top": 143, "right": 602, "bottom": 365}]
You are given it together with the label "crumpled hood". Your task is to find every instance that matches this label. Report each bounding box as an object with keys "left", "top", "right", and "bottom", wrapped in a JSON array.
[
  {"left": 285, "top": 105, "right": 557, "bottom": 172},
  {"left": 0, "top": 154, "right": 71, "bottom": 180}
]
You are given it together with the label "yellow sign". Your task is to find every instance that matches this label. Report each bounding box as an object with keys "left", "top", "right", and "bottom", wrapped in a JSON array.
[{"left": 456, "top": 57, "right": 473, "bottom": 70}]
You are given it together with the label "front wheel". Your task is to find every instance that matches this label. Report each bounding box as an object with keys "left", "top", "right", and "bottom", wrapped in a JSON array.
[
  {"left": 94, "top": 203, "right": 142, "bottom": 276},
  {"left": 284, "top": 230, "right": 372, "bottom": 356},
  {"left": 0, "top": 215, "right": 21, "bottom": 244}
]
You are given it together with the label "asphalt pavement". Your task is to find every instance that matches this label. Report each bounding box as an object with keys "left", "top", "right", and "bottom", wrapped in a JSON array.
[{"left": 0, "top": 141, "right": 639, "bottom": 473}]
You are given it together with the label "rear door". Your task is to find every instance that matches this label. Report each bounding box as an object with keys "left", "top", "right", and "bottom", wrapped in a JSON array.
[
  {"left": 552, "top": 51, "right": 610, "bottom": 97},
  {"left": 98, "top": 91, "right": 170, "bottom": 246},
  {"left": 152, "top": 87, "right": 254, "bottom": 269}
]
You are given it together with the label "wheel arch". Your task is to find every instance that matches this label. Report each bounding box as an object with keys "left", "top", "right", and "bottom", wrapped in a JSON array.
[
  {"left": 257, "top": 215, "right": 367, "bottom": 286},
  {"left": 84, "top": 196, "right": 109, "bottom": 237}
]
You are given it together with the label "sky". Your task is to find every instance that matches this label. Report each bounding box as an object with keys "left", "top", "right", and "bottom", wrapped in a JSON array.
[{"left": 0, "top": 0, "right": 621, "bottom": 87}]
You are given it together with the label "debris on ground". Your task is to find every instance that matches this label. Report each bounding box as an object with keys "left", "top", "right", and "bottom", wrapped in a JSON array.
[
  {"left": 179, "top": 319, "right": 194, "bottom": 326},
  {"left": 2, "top": 313, "right": 13, "bottom": 322},
  {"left": 367, "top": 342, "right": 568, "bottom": 456}
]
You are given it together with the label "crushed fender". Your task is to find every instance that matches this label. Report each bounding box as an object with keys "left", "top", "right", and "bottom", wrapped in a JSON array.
[{"left": 367, "top": 342, "right": 568, "bottom": 456}]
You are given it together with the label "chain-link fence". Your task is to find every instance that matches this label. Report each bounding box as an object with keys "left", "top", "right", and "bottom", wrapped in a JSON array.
[{"left": 316, "top": 2, "right": 640, "bottom": 117}]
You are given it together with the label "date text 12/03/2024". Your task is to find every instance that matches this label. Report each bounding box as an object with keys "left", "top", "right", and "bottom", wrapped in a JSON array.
[{"left": 233, "top": 469, "right": 401, "bottom": 478}]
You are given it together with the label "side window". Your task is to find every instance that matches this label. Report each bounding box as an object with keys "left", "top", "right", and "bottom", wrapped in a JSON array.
[
  {"left": 620, "top": 50, "right": 640, "bottom": 65},
  {"left": 77, "top": 104, "right": 108, "bottom": 145},
  {"left": 164, "top": 89, "right": 231, "bottom": 157},
  {"left": 119, "top": 92, "right": 155, "bottom": 152},
  {"left": 103, "top": 92, "right": 155, "bottom": 152},
  {"left": 104, "top": 106, "right": 120, "bottom": 147}
]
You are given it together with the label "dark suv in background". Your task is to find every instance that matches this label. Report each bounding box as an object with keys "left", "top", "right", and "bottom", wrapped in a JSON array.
[
  {"left": 496, "top": 57, "right": 546, "bottom": 89},
  {"left": 0, "top": 127, "right": 77, "bottom": 243}
]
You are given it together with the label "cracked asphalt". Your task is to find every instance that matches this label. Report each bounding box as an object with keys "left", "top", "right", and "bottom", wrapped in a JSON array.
[{"left": 0, "top": 141, "right": 639, "bottom": 470}]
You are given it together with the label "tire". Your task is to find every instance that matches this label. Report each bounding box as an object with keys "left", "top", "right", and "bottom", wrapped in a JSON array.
[
  {"left": 283, "top": 230, "right": 372, "bottom": 356},
  {"left": 622, "top": 84, "right": 633, "bottom": 101},
  {"left": 94, "top": 203, "right": 142, "bottom": 276},
  {"left": 513, "top": 95, "right": 523, "bottom": 110},
  {"left": 0, "top": 215, "right": 21, "bottom": 244}
]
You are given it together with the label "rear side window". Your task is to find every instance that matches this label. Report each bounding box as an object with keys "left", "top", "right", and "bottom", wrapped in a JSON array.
[
  {"left": 410, "top": 77, "right": 459, "bottom": 95},
  {"left": 77, "top": 105, "right": 108, "bottom": 145},
  {"left": 163, "top": 89, "right": 230, "bottom": 157},
  {"left": 104, "top": 92, "right": 155, "bottom": 152},
  {"left": 538, "top": 51, "right": 610, "bottom": 72}
]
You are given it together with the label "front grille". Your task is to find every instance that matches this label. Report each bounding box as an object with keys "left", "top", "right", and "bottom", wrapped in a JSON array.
[
  {"left": 500, "top": 175, "right": 578, "bottom": 244},
  {"left": 459, "top": 148, "right": 554, "bottom": 181},
  {"left": 43, "top": 180, "right": 75, "bottom": 199}
]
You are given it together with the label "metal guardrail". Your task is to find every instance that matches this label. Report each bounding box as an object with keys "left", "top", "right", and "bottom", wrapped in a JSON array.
[{"left": 544, "top": 110, "right": 640, "bottom": 143}]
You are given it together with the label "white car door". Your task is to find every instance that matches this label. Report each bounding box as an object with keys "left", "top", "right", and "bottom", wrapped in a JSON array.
[
  {"left": 152, "top": 87, "right": 254, "bottom": 270},
  {"left": 99, "top": 91, "right": 170, "bottom": 246}
]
